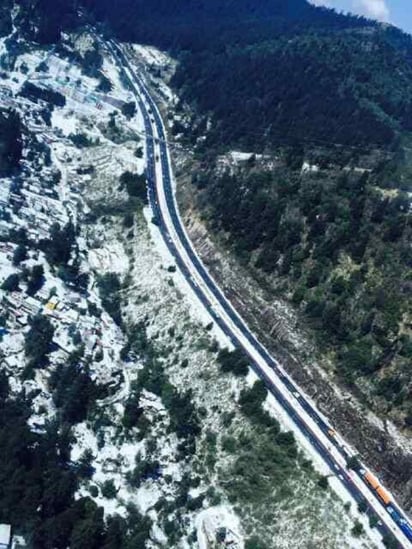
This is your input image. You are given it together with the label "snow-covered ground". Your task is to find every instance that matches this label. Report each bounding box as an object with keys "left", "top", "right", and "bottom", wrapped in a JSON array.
[{"left": 0, "top": 31, "right": 383, "bottom": 548}]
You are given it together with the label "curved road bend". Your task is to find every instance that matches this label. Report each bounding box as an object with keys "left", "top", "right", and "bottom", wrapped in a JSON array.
[{"left": 105, "top": 39, "right": 412, "bottom": 549}]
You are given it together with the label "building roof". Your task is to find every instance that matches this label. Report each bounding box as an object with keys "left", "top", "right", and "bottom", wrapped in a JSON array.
[{"left": 0, "top": 523, "right": 11, "bottom": 545}]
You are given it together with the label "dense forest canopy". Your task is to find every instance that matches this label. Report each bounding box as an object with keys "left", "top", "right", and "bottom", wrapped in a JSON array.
[
  {"left": 84, "top": 0, "right": 364, "bottom": 47},
  {"left": 14, "top": 0, "right": 78, "bottom": 43},
  {"left": 12, "top": 0, "right": 407, "bottom": 149},
  {"left": 81, "top": 0, "right": 412, "bottom": 148},
  {"left": 4, "top": 1, "right": 412, "bottom": 147},
  {"left": 195, "top": 158, "right": 411, "bottom": 403},
  {"left": 173, "top": 32, "right": 412, "bottom": 147}
]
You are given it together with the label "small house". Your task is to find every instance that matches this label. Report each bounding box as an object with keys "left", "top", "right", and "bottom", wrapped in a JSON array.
[{"left": 0, "top": 524, "right": 11, "bottom": 549}]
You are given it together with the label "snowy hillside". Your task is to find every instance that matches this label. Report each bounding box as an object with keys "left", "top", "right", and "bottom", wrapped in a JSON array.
[{"left": 0, "top": 26, "right": 382, "bottom": 549}]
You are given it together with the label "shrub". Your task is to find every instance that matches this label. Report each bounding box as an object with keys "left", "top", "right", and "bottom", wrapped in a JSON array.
[
  {"left": 222, "top": 436, "right": 236, "bottom": 453},
  {"left": 97, "top": 272, "right": 122, "bottom": 326},
  {"left": 24, "top": 314, "right": 54, "bottom": 365},
  {"left": 217, "top": 348, "right": 249, "bottom": 376},
  {"left": 245, "top": 536, "right": 267, "bottom": 549},
  {"left": 89, "top": 485, "right": 99, "bottom": 498},
  {"left": 12, "top": 244, "right": 27, "bottom": 266},
  {"left": 239, "top": 381, "right": 267, "bottom": 419},
  {"left": 2, "top": 273, "right": 19, "bottom": 292},
  {"left": 101, "top": 479, "right": 117, "bottom": 499},
  {"left": 119, "top": 171, "right": 147, "bottom": 203},
  {"left": 122, "top": 101, "right": 136, "bottom": 119},
  {"left": 351, "top": 521, "right": 364, "bottom": 537},
  {"left": 26, "top": 264, "right": 44, "bottom": 296},
  {"left": 317, "top": 475, "right": 328, "bottom": 490}
]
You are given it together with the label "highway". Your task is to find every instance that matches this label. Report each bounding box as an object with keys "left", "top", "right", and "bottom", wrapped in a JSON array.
[{"left": 106, "top": 38, "right": 412, "bottom": 549}]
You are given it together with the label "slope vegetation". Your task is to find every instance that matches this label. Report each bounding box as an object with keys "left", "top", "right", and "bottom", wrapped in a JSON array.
[
  {"left": 79, "top": 0, "right": 412, "bottom": 422},
  {"left": 85, "top": 0, "right": 412, "bottom": 148}
]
